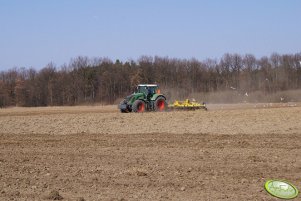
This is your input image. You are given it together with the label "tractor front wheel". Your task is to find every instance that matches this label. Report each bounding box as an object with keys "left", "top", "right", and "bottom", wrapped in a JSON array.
[
  {"left": 132, "top": 100, "right": 146, "bottom": 113},
  {"left": 154, "top": 97, "right": 167, "bottom": 112}
]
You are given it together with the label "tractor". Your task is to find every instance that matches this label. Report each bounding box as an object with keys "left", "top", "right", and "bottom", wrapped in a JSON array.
[{"left": 118, "top": 84, "right": 167, "bottom": 113}]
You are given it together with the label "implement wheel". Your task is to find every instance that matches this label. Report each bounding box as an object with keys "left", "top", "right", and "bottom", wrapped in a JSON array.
[
  {"left": 132, "top": 100, "right": 145, "bottom": 113},
  {"left": 154, "top": 97, "right": 167, "bottom": 112}
]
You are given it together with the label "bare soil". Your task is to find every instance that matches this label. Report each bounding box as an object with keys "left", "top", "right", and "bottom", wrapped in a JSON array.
[{"left": 0, "top": 104, "right": 301, "bottom": 200}]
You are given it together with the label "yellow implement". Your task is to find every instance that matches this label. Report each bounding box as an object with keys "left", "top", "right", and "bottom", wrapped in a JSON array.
[{"left": 169, "top": 99, "right": 207, "bottom": 110}]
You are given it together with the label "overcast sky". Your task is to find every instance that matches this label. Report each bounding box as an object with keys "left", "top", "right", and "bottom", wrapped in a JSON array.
[{"left": 1, "top": 0, "right": 301, "bottom": 71}]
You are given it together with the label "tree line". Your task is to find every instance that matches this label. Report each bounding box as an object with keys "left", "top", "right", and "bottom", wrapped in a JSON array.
[{"left": 1, "top": 53, "right": 301, "bottom": 107}]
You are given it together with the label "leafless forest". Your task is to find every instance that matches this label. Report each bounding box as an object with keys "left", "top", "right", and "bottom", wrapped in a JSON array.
[{"left": 1, "top": 53, "right": 301, "bottom": 107}]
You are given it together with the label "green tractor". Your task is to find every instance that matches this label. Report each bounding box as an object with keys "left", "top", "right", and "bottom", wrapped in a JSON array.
[{"left": 118, "top": 84, "right": 167, "bottom": 113}]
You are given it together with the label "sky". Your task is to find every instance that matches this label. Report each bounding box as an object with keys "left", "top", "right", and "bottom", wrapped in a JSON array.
[{"left": 0, "top": 0, "right": 301, "bottom": 71}]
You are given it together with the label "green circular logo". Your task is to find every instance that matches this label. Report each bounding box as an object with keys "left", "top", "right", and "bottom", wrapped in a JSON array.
[{"left": 265, "top": 180, "right": 299, "bottom": 199}]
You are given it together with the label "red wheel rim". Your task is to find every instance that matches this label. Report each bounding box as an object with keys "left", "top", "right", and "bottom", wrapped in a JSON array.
[
  {"left": 157, "top": 100, "right": 165, "bottom": 111},
  {"left": 137, "top": 102, "right": 145, "bottom": 112}
]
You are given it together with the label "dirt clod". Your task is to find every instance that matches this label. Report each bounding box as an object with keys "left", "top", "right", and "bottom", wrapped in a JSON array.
[
  {"left": 136, "top": 171, "right": 147, "bottom": 176},
  {"left": 45, "top": 190, "right": 63, "bottom": 200}
]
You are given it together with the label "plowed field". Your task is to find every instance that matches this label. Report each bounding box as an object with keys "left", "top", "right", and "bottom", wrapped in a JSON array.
[{"left": 1, "top": 104, "right": 301, "bottom": 200}]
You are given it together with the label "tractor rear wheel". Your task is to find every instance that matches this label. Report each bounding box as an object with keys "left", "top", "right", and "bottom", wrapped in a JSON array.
[
  {"left": 132, "top": 100, "right": 146, "bottom": 113},
  {"left": 154, "top": 97, "right": 167, "bottom": 112}
]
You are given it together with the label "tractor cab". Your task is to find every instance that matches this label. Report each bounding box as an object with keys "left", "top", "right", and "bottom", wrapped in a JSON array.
[{"left": 136, "top": 84, "right": 160, "bottom": 97}]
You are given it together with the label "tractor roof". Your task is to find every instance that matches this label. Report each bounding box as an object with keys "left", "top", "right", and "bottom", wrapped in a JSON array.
[{"left": 138, "top": 84, "right": 158, "bottom": 87}]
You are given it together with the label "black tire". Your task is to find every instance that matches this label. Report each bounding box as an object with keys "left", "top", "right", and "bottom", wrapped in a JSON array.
[
  {"left": 154, "top": 97, "right": 167, "bottom": 112},
  {"left": 120, "top": 109, "right": 129, "bottom": 113},
  {"left": 132, "top": 100, "right": 146, "bottom": 113}
]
